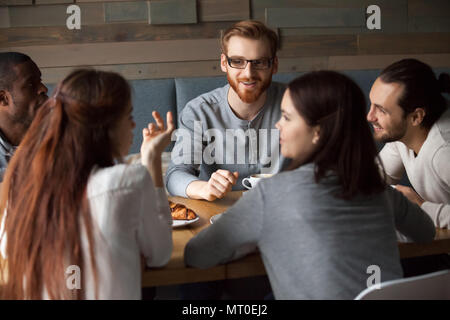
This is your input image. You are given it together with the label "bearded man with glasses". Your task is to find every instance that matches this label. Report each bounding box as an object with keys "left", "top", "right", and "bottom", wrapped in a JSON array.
[{"left": 166, "top": 20, "right": 287, "bottom": 201}]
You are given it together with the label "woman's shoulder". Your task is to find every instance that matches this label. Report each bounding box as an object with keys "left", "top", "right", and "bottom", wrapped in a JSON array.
[{"left": 87, "top": 163, "right": 151, "bottom": 198}]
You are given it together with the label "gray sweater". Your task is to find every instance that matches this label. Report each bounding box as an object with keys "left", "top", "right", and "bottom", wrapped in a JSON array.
[
  {"left": 184, "top": 163, "right": 436, "bottom": 299},
  {"left": 166, "top": 82, "right": 287, "bottom": 197}
]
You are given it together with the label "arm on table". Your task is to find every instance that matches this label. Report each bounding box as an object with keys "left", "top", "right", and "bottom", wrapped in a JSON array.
[
  {"left": 386, "top": 187, "right": 436, "bottom": 243},
  {"left": 378, "top": 142, "right": 405, "bottom": 184},
  {"left": 184, "top": 187, "right": 264, "bottom": 269}
]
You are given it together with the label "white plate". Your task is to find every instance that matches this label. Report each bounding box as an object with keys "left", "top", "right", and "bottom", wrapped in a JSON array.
[
  {"left": 172, "top": 216, "right": 199, "bottom": 228},
  {"left": 209, "top": 213, "right": 223, "bottom": 224}
]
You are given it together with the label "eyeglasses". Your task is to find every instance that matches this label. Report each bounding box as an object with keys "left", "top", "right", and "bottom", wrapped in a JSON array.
[{"left": 225, "top": 56, "right": 274, "bottom": 70}]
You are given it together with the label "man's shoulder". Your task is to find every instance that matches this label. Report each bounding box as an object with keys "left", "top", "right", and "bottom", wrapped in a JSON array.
[
  {"left": 186, "top": 85, "right": 228, "bottom": 109},
  {"left": 435, "top": 107, "right": 450, "bottom": 143}
]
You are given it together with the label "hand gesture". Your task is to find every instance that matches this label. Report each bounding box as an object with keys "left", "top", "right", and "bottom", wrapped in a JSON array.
[
  {"left": 140, "top": 111, "right": 175, "bottom": 165},
  {"left": 201, "top": 170, "right": 239, "bottom": 201}
]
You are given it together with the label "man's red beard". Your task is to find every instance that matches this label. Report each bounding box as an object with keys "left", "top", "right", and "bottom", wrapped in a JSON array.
[{"left": 227, "top": 74, "right": 272, "bottom": 104}]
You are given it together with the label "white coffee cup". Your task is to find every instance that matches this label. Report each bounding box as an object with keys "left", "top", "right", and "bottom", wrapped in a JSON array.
[{"left": 242, "top": 173, "right": 274, "bottom": 189}]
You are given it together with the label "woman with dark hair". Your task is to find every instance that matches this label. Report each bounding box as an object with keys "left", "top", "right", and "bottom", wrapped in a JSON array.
[
  {"left": 0, "top": 69, "right": 174, "bottom": 299},
  {"left": 184, "top": 71, "right": 435, "bottom": 299}
]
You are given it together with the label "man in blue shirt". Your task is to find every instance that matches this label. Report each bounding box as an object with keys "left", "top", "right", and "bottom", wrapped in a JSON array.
[{"left": 0, "top": 52, "right": 48, "bottom": 181}]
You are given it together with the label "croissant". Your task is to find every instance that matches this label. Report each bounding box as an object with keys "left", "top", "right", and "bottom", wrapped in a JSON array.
[{"left": 169, "top": 201, "right": 197, "bottom": 220}]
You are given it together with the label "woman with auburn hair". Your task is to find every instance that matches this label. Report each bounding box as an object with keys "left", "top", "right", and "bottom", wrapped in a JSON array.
[
  {"left": 0, "top": 69, "right": 174, "bottom": 299},
  {"left": 185, "top": 71, "right": 436, "bottom": 299}
]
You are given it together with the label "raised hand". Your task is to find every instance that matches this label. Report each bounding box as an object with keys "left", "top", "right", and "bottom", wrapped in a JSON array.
[
  {"left": 140, "top": 111, "right": 175, "bottom": 165},
  {"left": 140, "top": 111, "right": 175, "bottom": 187}
]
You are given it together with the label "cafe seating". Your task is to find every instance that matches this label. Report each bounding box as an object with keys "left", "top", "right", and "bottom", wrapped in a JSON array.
[
  {"left": 355, "top": 269, "right": 450, "bottom": 300},
  {"left": 44, "top": 67, "right": 450, "bottom": 156}
]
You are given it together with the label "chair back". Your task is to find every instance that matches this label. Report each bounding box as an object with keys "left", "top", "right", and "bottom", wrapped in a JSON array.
[{"left": 355, "top": 269, "right": 450, "bottom": 300}]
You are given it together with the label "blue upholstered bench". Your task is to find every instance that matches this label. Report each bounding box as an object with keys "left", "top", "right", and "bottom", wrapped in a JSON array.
[{"left": 45, "top": 68, "right": 450, "bottom": 155}]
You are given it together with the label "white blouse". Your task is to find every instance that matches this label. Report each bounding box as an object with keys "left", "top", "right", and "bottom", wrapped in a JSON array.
[{"left": 1, "top": 163, "right": 173, "bottom": 299}]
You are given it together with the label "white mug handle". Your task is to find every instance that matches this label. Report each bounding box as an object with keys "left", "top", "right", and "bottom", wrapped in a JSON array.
[{"left": 242, "top": 178, "right": 252, "bottom": 189}]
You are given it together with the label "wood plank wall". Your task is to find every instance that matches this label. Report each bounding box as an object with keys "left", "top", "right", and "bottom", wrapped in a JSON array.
[{"left": 0, "top": 0, "right": 449, "bottom": 84}]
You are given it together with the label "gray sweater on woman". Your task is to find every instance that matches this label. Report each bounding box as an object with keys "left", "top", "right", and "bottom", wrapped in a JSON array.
[{"left": 184, "top": 163, "right": 436, "bottom": 299}]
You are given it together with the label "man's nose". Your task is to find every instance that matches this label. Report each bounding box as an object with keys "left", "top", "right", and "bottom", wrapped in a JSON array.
[
  {"left": 242, "top": 61, "right": 256, "bottom": 78},
  {"left": 367, "top": 105, "right": 376, "bottom": 122}
]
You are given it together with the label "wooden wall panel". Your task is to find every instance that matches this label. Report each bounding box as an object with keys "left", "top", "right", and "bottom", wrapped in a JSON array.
[
  {"left": 35, "top": 0, "right": 73, "bottom": 4},
  {"left": 0, "top": 0, "right": 32, "bottom": 5},
  {"left": 8, "top": 3, "right": 104, "bottom": 27},
  {"left": 408, "top": 0, "right": 450, "bottom": 16},
  {"left": 266, "top": 8, "right": 365, "bottom": 28},
  {"left": 40, "top": 60, "right": 223, "bottom": 83},
  {"left": 277, "top": 57, "right": 328, "bottom": 73},
  {"left": 328, "top": 53, "right": 450, "bottom": 70},
  {"left": 105, "top": 1, "right": 148, "bottom": 23},
  {"left": 358, "top": 33, "right": 450, "bottom": 55},
  {"left": 9, "top": 4, "right": 67, "bottom": 27},
  {"left": 0, "top": 22, "right": 231, "bottom": 48},
  {"left": 75, "top": 0, "right": 124, "bottom": 2},
  {"left": 279, "top": 35, "right": 357, "bottom": 58},
  {"left": 409, "top": 17, "right": 450, "bottom": 33},
  {"left": 0, "top": 0, "right": 449, "bottom": 81},
  {"left": 30, "top": 53, "right": 450, "bottom": 84},
  {"left": 0, "top": 7, "right": 9, "bottom": 29},
  {"left": 0, "top": 39, "right": 221, "bottom": 67},
  {"left": 148, "top": 0, "right": 197, "bottom": 25},
  {"left": 280, "top": 27, "right": 369, "bottom": 36},
  {"left": 408, "top": 0, "right": 450, "bottom": 32},
  {"left": 198, "top": 0, "right": 249, "bottom": 22},
  {"left": 253, "top": 0, "right": 408, "bottom": 33}
]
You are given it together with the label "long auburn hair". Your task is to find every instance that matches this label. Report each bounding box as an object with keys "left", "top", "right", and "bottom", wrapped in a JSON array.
[
  {"left": 288, "top": 70, "right": 386, "bottom": 199},
  {"left": 0, "top": 69, "right": 131, "bottom": 299}
]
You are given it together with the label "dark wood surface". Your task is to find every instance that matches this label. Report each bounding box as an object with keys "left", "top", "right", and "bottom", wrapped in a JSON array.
[{"left": 142, "top": 191, "right": 450, "bottom": 287}]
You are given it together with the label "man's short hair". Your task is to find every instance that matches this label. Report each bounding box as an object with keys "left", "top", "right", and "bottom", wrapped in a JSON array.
[
  {"left": 379, "top": 58, "right": 449, "bottom": 128},
  {"left": 221, "top": 20, "right": 279, "bottom": 58},
  {"left": 0, "top": 52, "right": 32, "bottom": 91}
]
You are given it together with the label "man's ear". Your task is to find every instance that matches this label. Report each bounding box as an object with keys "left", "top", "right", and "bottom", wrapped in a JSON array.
[
  {"left": 0, "top": 90, "right": 10, "bottom": 107},
  {"left": 410, "top": 107, "right": 426, "bottom": 127},
  {"left": 220, "top": 54, "right": 228, "bottom": 73}
]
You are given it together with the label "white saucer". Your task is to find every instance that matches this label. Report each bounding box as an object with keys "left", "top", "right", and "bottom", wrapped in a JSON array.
[
  {"left": 172, "top": 216, "right": 200, "bottom": 228},
  {"left": 209, "top": 213, "right": 223, "bottom": 224}
]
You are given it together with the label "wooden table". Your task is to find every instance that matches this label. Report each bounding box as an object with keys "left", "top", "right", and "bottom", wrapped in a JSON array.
[{"left": 142, "top": 191, "right": 450, "bottom": 287}]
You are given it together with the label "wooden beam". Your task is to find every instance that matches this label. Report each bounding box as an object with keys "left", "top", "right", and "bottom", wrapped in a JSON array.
[
  {"left": 328, "top": 53, "right": 450, "bottom": 70},
  {"left": 0, "top": 39, "right": 221, "bottom": 67},
  {"left": 40, "top": 60, "right": 223, "bottom": 84},
  {"left": 148, "top": 0, "right": 197, "bottom": 25},
  {"left": 0, "top": 22, "right": 232, "bottom": 48},
  {"left": 279, "top": 34, "right": 357, "bottom": 58},
  {"left": 358, "top": 33, "right": 450, "bottom": 55},
  {"left": 266, "top": 7, "right": 365, "bottom": 28},
  {"left": 198, "top": 0, "right": 250, "bottom": 22}
]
